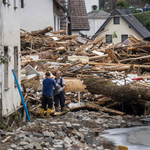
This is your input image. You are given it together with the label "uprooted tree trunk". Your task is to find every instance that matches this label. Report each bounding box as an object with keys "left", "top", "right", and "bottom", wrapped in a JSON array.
[{"left": 83, "top": 78, "right": 150, "bottom": 103}]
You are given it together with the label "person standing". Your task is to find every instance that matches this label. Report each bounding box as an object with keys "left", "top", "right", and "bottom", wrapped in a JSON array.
[
  {"left": 54, "top": 70, "right": 66, "bottom": 112},
  {"left": 40, "top": 72, "right": 56, "bottom": 118}
]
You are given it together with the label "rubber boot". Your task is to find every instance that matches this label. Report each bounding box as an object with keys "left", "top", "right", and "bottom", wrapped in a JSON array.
[
  {"left": 61, "top": 107, "right": 64, "bottom": 112},
  {"left": 46, "top": 108, "right": 51, "bottom": 118},
  {"left": 55, "top": 107, "right": 59, "bottom": 112},
  {"left": 40, "top": 108, "right": 45, "bottom": 118}
]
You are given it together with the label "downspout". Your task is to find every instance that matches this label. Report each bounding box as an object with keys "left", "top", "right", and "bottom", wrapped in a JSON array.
[
  {"left": 67, "top": 0, "right": 72, "bottom": 35},
  {"left": 0, "top": 1, "right": 3, "bottom": 119}
]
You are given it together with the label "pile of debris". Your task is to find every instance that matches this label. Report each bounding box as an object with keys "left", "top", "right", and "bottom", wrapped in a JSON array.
[
  {"left": 20, "top": 26, "right": 150, "bottom": 116},
  {"left": 1, "top": 109, "right": 147, "bottom": 150}
]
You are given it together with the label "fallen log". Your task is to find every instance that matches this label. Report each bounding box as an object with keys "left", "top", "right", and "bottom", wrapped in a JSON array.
[{"left": 83, "top": 78, "right": 150, "bottom": 103}]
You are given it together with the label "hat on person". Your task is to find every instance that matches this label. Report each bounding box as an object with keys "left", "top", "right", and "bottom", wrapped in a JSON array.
[{"left": 45, "top": 72, "right": 50, "bottom": 76}]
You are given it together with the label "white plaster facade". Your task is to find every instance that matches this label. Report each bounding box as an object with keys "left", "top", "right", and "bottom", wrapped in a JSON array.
[
  {"left": 84, "top": 0, "right": 99, "bottom": 13},
  {"left": 20, "top": 0, "right": 61, "bottom": 32},
  {"left": 72, "top": 31, "right": 80, "bottom": 35},
  {"left": 0, "top": 0, "right": 21, "bottom": 116},
  {"left": 96, "top": 16, "right": 142, "bottom": 44},
  {"left": 82, "top": 18, "right": 106, "bottom": 37}
]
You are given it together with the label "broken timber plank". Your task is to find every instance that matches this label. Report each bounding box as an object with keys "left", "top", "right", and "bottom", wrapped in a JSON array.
[
  {"left": 105, "top": 48, "right": 119, "bottom": 63},
  {"left": 75, "top": 37, "right": 104, "bottom": 52},
  {"left": 85, "top": 102, "right": 124, "bottom": 115}
]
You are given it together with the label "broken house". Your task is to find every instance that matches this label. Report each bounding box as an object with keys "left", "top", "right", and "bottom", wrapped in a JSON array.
[
  {"left": 0, "top": 0, "right": 21, "bottom": 116},
  {"left": 20, "top": 0, "right": 67, "bottom": 32},
  {"left": 93, "top": 9, "right": 150, "bottom": 44}
]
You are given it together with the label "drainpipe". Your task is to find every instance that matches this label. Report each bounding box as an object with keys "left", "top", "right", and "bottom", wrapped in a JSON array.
[
  {"left": 0, "top": 1, "right": 3, "bottom": 119},
  {"left": 67, "top": 0, "right": 72, "bottom": 35}
]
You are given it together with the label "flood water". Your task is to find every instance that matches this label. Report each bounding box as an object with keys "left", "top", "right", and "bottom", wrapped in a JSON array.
[{"left": 100, "top": 126, "right": 150, "bottom": 150}]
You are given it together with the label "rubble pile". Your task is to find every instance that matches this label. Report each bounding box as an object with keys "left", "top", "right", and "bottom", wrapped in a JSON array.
[
  {"left": 1, "top": 109, "right": 147, "bottom": 150},
  {"left": 20, "top": 26, "right": 150, "bottom": 116}
]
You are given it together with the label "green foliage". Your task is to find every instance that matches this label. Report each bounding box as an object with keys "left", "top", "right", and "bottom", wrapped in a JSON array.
[
  {"left": 133, "top": 11, "right": 150, "bottom": 32},
  {"left": 117, "top": 0, "right": 130, "bottom": 9},
  {"left": 141, "top": 0, "right": 150, "bottom": 3},
  {"left": 112, "top": 31, "right": 118, "bottom": 39},
  {"left": 0, "top": 52, "right": 11, "bottom": 64},
  {"left": 11, "top": 111, "right": 22, "bottom": 127}
]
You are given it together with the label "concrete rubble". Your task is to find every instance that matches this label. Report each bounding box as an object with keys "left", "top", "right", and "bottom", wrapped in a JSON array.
[{"left": 1, "top": 109, "right": 146, "bottom": 150}]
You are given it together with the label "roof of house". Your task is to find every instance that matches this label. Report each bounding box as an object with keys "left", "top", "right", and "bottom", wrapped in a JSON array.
[
  {"left": 70, "top": 0, "right": 89, "bottom": 31},
  {"left": 93, "top": 9, "right": 150, "bottom": 39},
  {"left": 57, "top": 0, "right": 89, "bottom": 31},
  {"left": 54, "top": 0, "right": 67, "bottom": 12},
  {"left": 87, "top": 10, "right": 110, "bottom": 19}
]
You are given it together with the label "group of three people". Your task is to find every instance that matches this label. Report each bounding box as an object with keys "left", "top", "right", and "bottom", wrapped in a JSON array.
[{"left": 40, "top": 70, "right": 66, "bottom": 118}]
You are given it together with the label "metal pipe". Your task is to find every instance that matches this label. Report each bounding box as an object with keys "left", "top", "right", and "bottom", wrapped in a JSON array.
[{"left": 12, "top": 69, "right": 31, "bottom": 122}]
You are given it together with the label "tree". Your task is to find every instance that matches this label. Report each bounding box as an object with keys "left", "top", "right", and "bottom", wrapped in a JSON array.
[
  {"left": 141, "top": 0, "right": 150, "bottom": 3},
  {"left": 133, "top": 11, "right": 150, "bottom": 32},
  {"left": 117, "top": 0, "right": 130, "bottom": 9}
]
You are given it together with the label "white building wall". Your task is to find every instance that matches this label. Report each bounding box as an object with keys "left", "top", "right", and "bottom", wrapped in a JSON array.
[
  {"left": 20, "top": 0, "right": 54, "bottom": 32},
  {"left": 72, "top": 31, "right": 80, "bottom": 35},
  {"left": 82, "top": 18, "right": 106, "bottom": 37},
  {"left": 96, "top": 16, "right": 141, "bottom": 44},
  {"left": 84, "top": 0, "right": 99, "bottom": 13},
  {"left": 1, "top": 0, "right": 21, "bottom": 115}
]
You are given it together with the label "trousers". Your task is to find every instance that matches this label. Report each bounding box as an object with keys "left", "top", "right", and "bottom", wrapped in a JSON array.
[
  {"left": 54, "top": 91, "right": 65, "bottom": 108},
  {"left": 41, "top": 95, "right": 53, "bottom": 110}
]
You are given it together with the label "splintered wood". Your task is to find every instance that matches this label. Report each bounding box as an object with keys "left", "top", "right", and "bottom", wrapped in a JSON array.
[{"left": 21, "top": 26, "right": 150, "bottom": 116}]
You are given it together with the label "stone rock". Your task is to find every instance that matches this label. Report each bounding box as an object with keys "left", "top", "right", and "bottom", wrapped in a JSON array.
[
  {"left": 11, "top": 144, "right": 17, "bottom": 149},
  {"left": 72, "top": 124, "right": 81, "bottom": 130},
  {"left": 102, "top": 124, "right": 108, "bottom": 129},
  {"left": 53, "top": 145, "right": 63, "bottom": 150},
  {"left": 18, "top": 133, "right": 26, "bottom": 139},
  {"left": 85, "top": 136, "right": 93, "bottom": 145},
  {"left": 43, "top": 131, "right": 55, "bottom": 137},
  {"left": 34, "top": 142, "right": 42, "bottom": 149},
  {"left": 53, "top": 139, "right": 64, "bottom": 145},
  {"left": 19, "top": 141, "right": 28, "bottom": 146},
  {"left": 58, "top": 132, "right": 64, "bottom": 137},
  {"left": 15, "top": 136, "right": 19, "bottom": 141},
  {"left": 45, "top": 137, "right": 53, "bottom": 145},
  {"left": 66, "top": 122, "right": 72, "bottom": 128},
  {"left": 50, "top": 122, "right": 58, "bottom": 125},
  {"left": 44, "top": 142, "right": 51, "bottom": 148},
  {"left": 0, "top": 131, "right": 7, "bottom": 136},
  {"left": 30, "top": 137, "right": 42, "bottom": 143},
  {"left": 23, "top": 144, "right": 34, "bottom": 150},
  {"left": 35, "top": 118, "right": 48, "bottom": 124},
  {"left": 33, "top": 132, "right": 43, "bottom": 137},
  {"left": 57, "top": 122, "right": 64, "bottom": 125},
  {"left": 64, "top": 136, "right": 72, "bottom": 144},
  {"left": 16, "top": 147, "right": 24, "bottom": 150},
  {"left": 24, "top": 137, "right": 33, "bottom": 143}
]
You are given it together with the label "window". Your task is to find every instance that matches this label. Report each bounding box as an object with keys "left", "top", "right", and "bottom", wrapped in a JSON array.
[
  {"left": 4, "top": 47, "right": 8, "bottom": 89},
  {"left": 106, "top": 35, "right": 112, "bottom": 43},
  {"left": 122, "top": 35, "right": 128, "bottom": 42},
  {"left": 21, "top": 0, "right": 24, "bottom": 8},
  {"left": 92, "top": 5, "right": 98, "bottom": 11},
  {"left": 114, "top": 17, "right": 120, "bottom": 24},
  {"left": 14, "top": 46, "right": 18, "bottom": 83}
]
